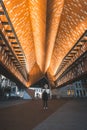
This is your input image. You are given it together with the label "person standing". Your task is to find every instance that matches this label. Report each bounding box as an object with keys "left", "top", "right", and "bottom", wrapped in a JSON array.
[{"left": 42, "top": 90, "right": 48, "bottom": 109}]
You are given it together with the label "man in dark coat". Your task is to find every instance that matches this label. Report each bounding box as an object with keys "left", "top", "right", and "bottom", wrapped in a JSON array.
[{"left": 42, "top": 90, "right": 48, "bottom": 109}]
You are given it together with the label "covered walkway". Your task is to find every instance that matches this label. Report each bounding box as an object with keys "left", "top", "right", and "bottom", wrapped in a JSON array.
[
  {"left": 0, "top": 98, "right": 87, "bottom": 130},
  {"left": 0, "top": 1, "right": 87, "bottom": 129}
]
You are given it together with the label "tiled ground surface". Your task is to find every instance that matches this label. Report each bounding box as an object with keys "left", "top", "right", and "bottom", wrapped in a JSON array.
[
  {"left": 0, "top": 98, "right": 87, "bottom": 130},
  {"left": 33, "top": 98, "right": 87, "bottom": 130}
]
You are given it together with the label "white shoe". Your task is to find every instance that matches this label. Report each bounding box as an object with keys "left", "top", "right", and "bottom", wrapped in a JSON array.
[{"left": 46, "top": 107, "right": 48, "bottom": 109}]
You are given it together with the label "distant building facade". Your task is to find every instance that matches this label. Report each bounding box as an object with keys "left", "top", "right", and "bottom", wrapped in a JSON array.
[{"left": 52, "top": 79, "right": 87, "bottom": 98}]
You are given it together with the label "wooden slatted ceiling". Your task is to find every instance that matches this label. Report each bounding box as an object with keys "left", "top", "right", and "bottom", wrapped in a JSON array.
[
  {"left": 3, "top": 0, "right": 36, "bottom": 73},
  {"left": 1, "top": 0, "right": 87, "bottom": 87},
  {"left": 49, "top": 0, "right": 87, "bottom": 75},
  {"left": 29, "top": 0, "right": 47, "bottom": 72}
]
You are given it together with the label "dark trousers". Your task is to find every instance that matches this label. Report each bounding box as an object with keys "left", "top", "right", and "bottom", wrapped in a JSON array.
[{"left": 43, "top": 100, "right": 48, "bottom": 108}]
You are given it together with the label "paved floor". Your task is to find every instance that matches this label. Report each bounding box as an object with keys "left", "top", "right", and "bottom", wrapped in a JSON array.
[
  {"left": 0, "top": 98, "right": 87, "bottom": 130},
  {"left": 0, "top": 98, "right": 68, "bottom": 130},
  {"left": 0, "top": 99, "right": 28, "bottom": 108},
  {"left": 33, "top": 98, "right": 87, "bottom": 130}
]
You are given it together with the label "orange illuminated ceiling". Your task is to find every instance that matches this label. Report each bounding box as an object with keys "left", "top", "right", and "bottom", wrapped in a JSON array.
[{"left": 1, "top": 0, "right": 87, "bottom": 87}]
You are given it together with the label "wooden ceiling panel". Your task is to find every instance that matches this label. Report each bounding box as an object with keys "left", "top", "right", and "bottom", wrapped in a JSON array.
[
  {"left": 49, "top": 0, "right": 87, "bottom": 75},
  {"left": 3, "top": 0, "right": 36, "bottom": 73},
  {"left": 29, "top": 0, "right": 47, "bottom": 72},
  {"left": 28, "top": 63, "right": 44, "bottom": 86},
  {"left": 1, "top": 0, "right": 87, "bottom": 87},
  {"left": 45, "top": 0, "right": 64, "bottom": 72}
]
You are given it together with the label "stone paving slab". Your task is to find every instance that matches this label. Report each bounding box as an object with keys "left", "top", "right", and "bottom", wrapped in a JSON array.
[
  {"left": 0, "top": 99, "right": 68, "bottom": 130},
  {"left": 0, "top": 99, "right": 29, "bottom": 108},
  {"left": 33, "top": 99, "right": 87, "bottom": 130}
]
